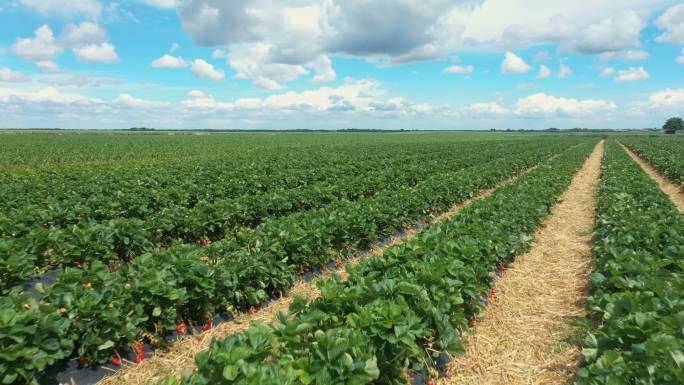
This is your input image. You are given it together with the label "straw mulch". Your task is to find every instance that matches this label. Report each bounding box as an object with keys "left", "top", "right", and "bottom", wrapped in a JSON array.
[
  {"left": 97, "top": 155, "right": 550, "bottom": 385},
  {"left": 441, "top": 141, "right": 604, "bottom": 385},
  {"left": 620, "top": 143, "right": 684, "bottom": 213}
]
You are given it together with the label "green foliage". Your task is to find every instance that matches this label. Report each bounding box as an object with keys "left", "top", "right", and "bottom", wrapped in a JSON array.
[
  {"left": 0, "top": 292, "right": 74, "bottom": 385},
  {"left": 622, "top": 137, "right": 684, "bottom": 189},
  {"left": 576, "top": 142, "right": 684, "bottom": 384},
  {"left": 663, "top": 116, "right": 684, "bottom": 132}
]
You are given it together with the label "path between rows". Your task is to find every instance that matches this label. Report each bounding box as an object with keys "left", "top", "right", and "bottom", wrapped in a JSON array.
[
  {"left": 98, "top": 151, "right": 564, "bottom": 385},
  {"left": 620, "top": 143, "right": 684, "bottom": 213},
  {"left": 441, "top": 140, "right": 604, "bottom": 385}
]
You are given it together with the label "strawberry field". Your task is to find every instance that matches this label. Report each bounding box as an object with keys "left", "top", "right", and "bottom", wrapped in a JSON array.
[{"left": 1, "top": 131, "right": 681, "bottom": 385}]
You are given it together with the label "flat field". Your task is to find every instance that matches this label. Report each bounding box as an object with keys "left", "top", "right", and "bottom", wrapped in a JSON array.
[{"left": 1, "top": 131, "right": 682, "bottom": 385}]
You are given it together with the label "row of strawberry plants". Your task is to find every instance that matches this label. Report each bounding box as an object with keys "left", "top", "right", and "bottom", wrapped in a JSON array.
[
  {"left": 1, "top": 142, "right": 459, "bottom": 232},
  {"left": 0, "top": 141, "right": 577, "bottom": 384},
  {"left": 165, "top": 142, "right": 596, "bottom": 385},
  {"left": 2, "top": 141, "right": 543, "bottom": 275},
  {"left": 575, "top": 142, "right": 684, "bottom": 385},
  {"left": 621, "top": 137, "right": 684, "bottom": 187}
]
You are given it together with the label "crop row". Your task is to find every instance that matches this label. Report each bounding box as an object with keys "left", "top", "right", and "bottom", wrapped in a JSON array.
[
  {"left": 163, "top": 142, "right": 596, "bottom": 385},
  {"left": 575, "top": 142, "right": 684, "bottom": 384},
  {"left": 0, "top": 141, "right": 583, "bottom": 384},
  {"left": 621, "top": 137, "right": 684, "bottom": 187},
  {"left": 1, "top": 141, "right": 553, "bottom": 278}
]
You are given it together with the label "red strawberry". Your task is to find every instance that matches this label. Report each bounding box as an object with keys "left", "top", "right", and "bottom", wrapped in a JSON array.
[
  {"left": 135, "top": 353, "right": 144, "bottom": 364},
  {"left": 427, "top": 380, "right": 436, "bottom": 385},
  {"left": 78, "top": 357, "right": 87, "bottom": 367},
  {"left": 335, "top": 259, "right": 343, "bottom": 269},
  {"left": 134, "top": 342, "right": 144, "bottom": 355},
  {"left": 111, "top": 357, "right": 121, "bottom": 366},
  {"left": 176, "top": 323, "right": 187, "bottom": 334},
  {"left": 202, "top": 319, "right": 213, "bottom": 331},
  {"left": 74, "top": 260, "right": 83, "bottom": 268}
]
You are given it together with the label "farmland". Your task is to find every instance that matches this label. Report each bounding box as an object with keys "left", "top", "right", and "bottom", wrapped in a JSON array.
[{"left": 1, "top": 131, "right": 683, "bottom": 385}]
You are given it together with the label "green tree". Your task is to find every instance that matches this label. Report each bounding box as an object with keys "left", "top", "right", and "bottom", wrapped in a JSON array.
[{"left": 663, "top": 117, "right": 683, "bottom": 134}]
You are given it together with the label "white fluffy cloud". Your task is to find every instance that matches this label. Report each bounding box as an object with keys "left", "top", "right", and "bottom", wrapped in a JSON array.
[
  {"left": 0, "top": 68, "right": 30, "bottom": 82},
  {"left": 515, "top": 93, "right": 617, "bottom": 116},
  {"left": 537, "top": 65, "right": 551, "bottom": 79},
  {"left": 571, "top": 10, "right": 645, "bottom": 54},
  {"left": 501, "top": 52, "right": 531, "bottom": 74},
  {"left": 19, "top": 0, "right": 102, "bottom": 17},
  {"left": 656, "top": 3, "right": 684, "bottom": 43},
  {"left": 442, "top": 65, "right": 474, "bottom": 74},
  {"left": 649, "top": 88, "right": 684, "bottom": 107},
  {"left": 170, "top": 1, "right": 671, "bottom": 89},
  {"left": 191, "top": 59, "right": 224, "bottom": 80},
  {"left": 12, "top": 25, "right": 63, "bottom": 61},
  {"left": 12, "top": 24, "right": 118, "bottom": 67},
  {"left": 614, "top": 67, "right": 649, "bottom": 82},
  {"left": 73, "top": 43, "right": 119, "bottom": 63},
  {"left": 151, "top": 54, "right": 190, "bottom": 68},
  {"left": 59, "top": 22, "right": 107, "bottom": 48}
]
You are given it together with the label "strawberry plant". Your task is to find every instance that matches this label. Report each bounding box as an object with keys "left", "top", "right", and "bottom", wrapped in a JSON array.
[
  {"left": 576, "top": 142, "right": 684, "bottom": 385},
  {"left": 0, "top": 292, "right": 74, "bottom": 385}
]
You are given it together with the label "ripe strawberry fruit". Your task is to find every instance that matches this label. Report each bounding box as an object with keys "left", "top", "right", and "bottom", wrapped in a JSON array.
[
  {"left": 176, "top": 323, "right": 187, "bottom": 334},
  {"left": 202, "top": 319, "right": 213, "bottom": 331},
  {"left": 427, "top": 380, "right": 436, "bottom": 385},
  {"left": 111, "top": 357, "right": 121, "bottom": 366},
  {"left": 78, "top": 357, "right": 87, "bottom": 367}
]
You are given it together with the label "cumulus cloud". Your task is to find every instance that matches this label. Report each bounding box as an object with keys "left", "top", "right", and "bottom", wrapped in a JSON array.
[
  {"left": 571, "top": 10, "right": 645, "bottom": 54},
  {"left": 501, "top": 52, "right": 531, "bottom": 74},
  {"left": 598, "top": 49, "right": 649, "bottom": 61},
  {"left": 614, "top": 66, "right": 649, "bottom": 82},
  {"left": 649, "top": 88, "right": 684, "bottom": 108},
  {"left": 151, "top": 54, "right": 190, "bottom": 68},
  {"left": 171, "top": 1, "right": 664, "bottom": 89},
  {"left": 191, "top": 59, "right": 225, "bottom": 80},
  {"left": 12, "top": 25, "right": 63, "bottom": 61},
  {"left": 656, "top": 3, "right": 684, "bottom": 44},
  {"left": 0, "top": 68, "right": 30, "bottom": 82},
  {"left": 515, "top": 93, "right": 617, "bottom": 117},
  {"left": 59, "top": 22, "right": 107, "bottom": 48},
  {"left": 73, "top": 43, "right": 119, "bottom": 63},
  {"left": 19, "top": 0, "right": 102, "bottom": 17},
  {"left": 537, "top": 65, "right": 551, "bottom": 79},
  {"left": 12, "top": 23, "right": 118, "bottom": 67},
  {"left": 442, "top": 65, "right": 474, "bottom": 74}
]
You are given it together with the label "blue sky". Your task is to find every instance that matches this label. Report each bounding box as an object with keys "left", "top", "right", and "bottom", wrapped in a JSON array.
[{"left": 1, "top": 0, "right": 684, "bottom": 130}]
